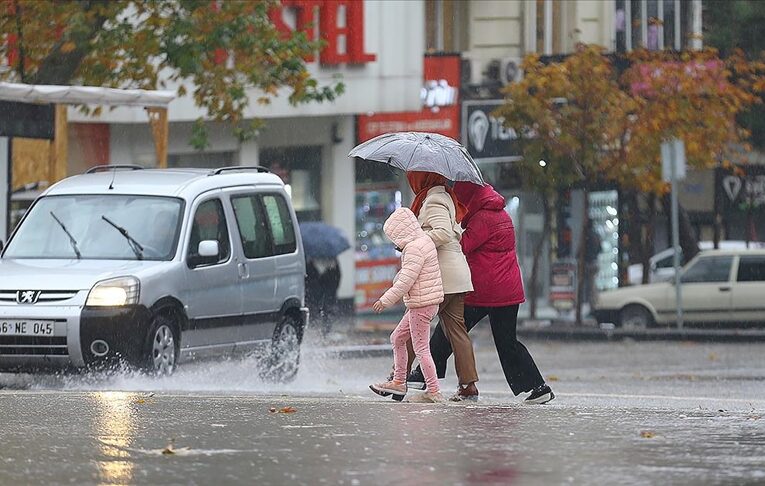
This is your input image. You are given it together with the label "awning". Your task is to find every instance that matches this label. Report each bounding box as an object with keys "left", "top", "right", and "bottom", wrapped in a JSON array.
[{"left": 0, "top": 82, "right": 175, "bottom": 107}]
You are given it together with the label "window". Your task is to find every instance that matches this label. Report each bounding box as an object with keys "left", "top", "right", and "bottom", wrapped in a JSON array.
[
  {"left": 168, "top": 151, "right": 234, "bottom": 169},
  {"left": 262, "top": 194, "right": 297, "bottom": 255},
  {"left": 187, "top": 199, "right": 230, "bottom": 266},
  {"left": 231, "top": 196, "right": 272, "bottom": 259},
  {"left": 681, "top": 256, "right": 733, "bottom": 283},
  {"left": 619, "top": 0, "right": 696, "bottom": 52},
  {"left": 4, "top": 195, "right": 183, "bottom": 261},
  {"left": 535, "top": 0, "right": 563, "bottom": 55},
  {"left": 655, "top": 254, "right": 675, "bottom": 269},
  {"left": 737, "top": 256, "right": 765, "bottom": 282},
  {"left": 259, "top": 146, "right": 322, "bottom": 221}
]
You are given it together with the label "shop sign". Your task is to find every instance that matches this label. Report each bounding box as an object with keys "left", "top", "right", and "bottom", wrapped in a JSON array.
[
  {"left": 357, "top": 55, "right": 461, "bottom": 142},
  {"left": 461, "top": 100, "right": 522, "bottom": 163},
  {"left": 355, "top": 258, "right": 401, "bottom": 311},
  {"left": 270, "top": 0, "right": 376, "bottom": 65},
  {"left": 718, "top": 165, "right": 765, "bottom": 212},
  {"left": 549, "top": 260, "right": 577, "bottom": 310}
]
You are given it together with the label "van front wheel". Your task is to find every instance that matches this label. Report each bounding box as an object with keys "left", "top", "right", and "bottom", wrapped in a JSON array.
[
  {"left": 142, "top": 314, "right": 180, "bottom": 375},
  {"left": 262, "top": 316, "right": 301, "bottom": 383}
]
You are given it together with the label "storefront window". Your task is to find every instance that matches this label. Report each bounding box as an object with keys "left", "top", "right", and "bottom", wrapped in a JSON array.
[
  {"left": 355, "top": 163, "right": 403, "bottom": 312},
  {"left": 259, "top": 146, "right": 322, "bottom": 222}
]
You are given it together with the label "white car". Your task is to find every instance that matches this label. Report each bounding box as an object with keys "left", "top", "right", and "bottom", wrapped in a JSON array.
[
  {"left": 627, "top": 241, "right": 765, "bottom": 285},
  {"left": 595, "top": 249, "right": 765, "bottom": 328}
]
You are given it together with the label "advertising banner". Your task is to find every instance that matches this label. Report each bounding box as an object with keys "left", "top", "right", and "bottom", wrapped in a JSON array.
[{"left": 357, "top": 54, "right": 461, "bottom": 142}]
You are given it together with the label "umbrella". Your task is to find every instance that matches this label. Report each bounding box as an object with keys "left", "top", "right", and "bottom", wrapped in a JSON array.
[
  {"left": 298, "top": 222, "right": 351, "bottom": 258},
  {"left": 348, "top": 131, "right": 485, "bottom": 185}
]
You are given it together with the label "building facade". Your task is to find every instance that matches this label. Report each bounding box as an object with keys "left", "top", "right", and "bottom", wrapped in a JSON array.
[
  {"left": 425, "top": 0, "right": 704, "bottom": 307},
  {"left": 57, "top": 0, "right": 426, "bottom": 307}
]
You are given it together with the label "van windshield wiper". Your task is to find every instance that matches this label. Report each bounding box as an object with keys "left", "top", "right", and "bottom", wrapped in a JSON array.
[
  {"left": 101, "top": 215, "right": 144, "bottom": 260},
  {"left": 50, "top": 211, "right": 81, "bottom": 259}
]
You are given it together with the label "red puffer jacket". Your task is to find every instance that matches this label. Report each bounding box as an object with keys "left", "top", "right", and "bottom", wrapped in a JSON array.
[{"left": 453, "top": 183, "right": 525, "bottom": 307}]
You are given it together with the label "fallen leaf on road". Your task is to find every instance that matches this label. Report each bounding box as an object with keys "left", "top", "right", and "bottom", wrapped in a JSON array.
[
  {"left": 134, "top": 399, "right": 146, "bottom": 404},
  {"left": 162, "top": 444, "right": 175, "bottom": 455},
  {"left": 269, "top": 406, "right": 298, "bottom": 414},
  {"left": 640, "top": 431, "right": 656, "bottom": 439},
  {"left": 546, "top": 375, "right": 559, "bottom": 382}
]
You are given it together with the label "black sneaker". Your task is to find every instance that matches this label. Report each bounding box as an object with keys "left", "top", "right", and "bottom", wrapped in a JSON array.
[
  {"left": 524, "top": 384, "right": 555, "bottom": 404},
  {"left": 406, "top": 368, "right": 426, "bottom": 390}
]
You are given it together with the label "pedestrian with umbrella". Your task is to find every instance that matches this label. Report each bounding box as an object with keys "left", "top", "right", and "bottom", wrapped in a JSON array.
[
  {"left": 298, "top": 222, "right": 350, "bottom": 336},
  {"left": 408, "top": 182, "right": 555, "bottom": 404},
  {"left": 350, "top": 131, "right": 482, "bottom": 401}
]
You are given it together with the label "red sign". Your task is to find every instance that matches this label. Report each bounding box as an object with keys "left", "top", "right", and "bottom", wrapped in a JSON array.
[
  {"left": 357, "top": 55, "right": 461, "bottom": 142},
  {"left": 355, "top": 258, "right": 401, "bottom": 312},
  {"left": 270, "top": 0, "right": 376, "bottom": 65}
]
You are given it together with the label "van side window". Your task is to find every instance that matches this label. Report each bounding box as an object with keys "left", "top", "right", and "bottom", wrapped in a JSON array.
[
  {"left": 262, "top": 194, "right": 297, "bottom": 255},
  {"left": 737, "top": 256, "right": 765, "bottom": 282},
  {"left": 231, "top": 196, "right": 272, "bottom": 259},
  {"left": 188, "top": 199, "right": 230, "bottom": 265}
]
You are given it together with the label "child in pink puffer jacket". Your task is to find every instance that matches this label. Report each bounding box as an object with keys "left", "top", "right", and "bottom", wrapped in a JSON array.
[{"left": 369, "top": 207, "right": 445, "bottom": 403}]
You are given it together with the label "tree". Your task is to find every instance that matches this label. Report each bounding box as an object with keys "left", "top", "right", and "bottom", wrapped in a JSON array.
[
  {"left": 498, "top": 44, "right": 765, "bottom": 325},
  {"left": 704, "top": 0, "right": 765, "bottom": 150},
  {"left": 612, "top": 48, "right": 765, "bottom": 266},
  {"left": 0, "top": 0, "right": 344, "bottom": 148},
  {"left": 497, "top": 45, "right": 633, "bottom": 325}
]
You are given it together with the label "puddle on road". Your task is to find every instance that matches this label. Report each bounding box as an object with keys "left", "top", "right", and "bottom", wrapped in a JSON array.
[{"left": 0, "top": 331, "right": 380, "bottom": 395}]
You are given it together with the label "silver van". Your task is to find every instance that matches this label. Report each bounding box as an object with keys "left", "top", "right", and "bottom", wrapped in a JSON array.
[{"left": 0, "top": 166, "right": 308, "bottom": 380}]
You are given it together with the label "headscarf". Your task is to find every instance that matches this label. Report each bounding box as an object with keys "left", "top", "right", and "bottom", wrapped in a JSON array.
[{"left": 407, "top": 171, "right": 467, "bottom": 223}]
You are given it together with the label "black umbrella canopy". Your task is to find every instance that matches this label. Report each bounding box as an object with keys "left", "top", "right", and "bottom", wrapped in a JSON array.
[{"left": 348, "top": 131, "right": 485, "bottom": 185}]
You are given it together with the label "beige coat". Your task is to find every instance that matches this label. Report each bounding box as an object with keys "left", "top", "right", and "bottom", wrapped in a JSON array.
[
  {"left": 379, "top": 207, "right": 444, "bottom": 309},
  {"left": 418, "top": 186, "right": 473, "bottom": 294}
]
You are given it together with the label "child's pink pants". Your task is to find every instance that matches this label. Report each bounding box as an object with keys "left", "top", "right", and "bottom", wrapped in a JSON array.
[{"left": 391, "top": 304, "right": 440, "bottom": 393}]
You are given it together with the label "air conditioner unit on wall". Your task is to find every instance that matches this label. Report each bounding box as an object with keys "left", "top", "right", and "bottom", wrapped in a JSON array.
[
  {"left": 482, "top": 56, "right": 523, "bottom": 86},
  {"left": 499, "top": 56, "right": 523, "bottom": 85}
]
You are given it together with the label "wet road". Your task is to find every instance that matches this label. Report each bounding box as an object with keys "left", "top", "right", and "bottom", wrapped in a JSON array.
[{"left": 2, "top": 338, "right": 765, "bottom": 485}]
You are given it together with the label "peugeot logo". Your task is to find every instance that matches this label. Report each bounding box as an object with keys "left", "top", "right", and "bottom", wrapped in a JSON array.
[{"left": 16, "top": 290, "right": 42, "bottom": 305}]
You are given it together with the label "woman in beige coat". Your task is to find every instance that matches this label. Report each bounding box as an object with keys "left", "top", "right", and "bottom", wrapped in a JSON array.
[{"left": 405, "top": 171, "right": 479, "bottom": 400}]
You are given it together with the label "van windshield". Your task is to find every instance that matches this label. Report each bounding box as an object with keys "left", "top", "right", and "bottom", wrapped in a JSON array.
[{"left": 3, "top": 195, "right": 183, "bottom": 261}]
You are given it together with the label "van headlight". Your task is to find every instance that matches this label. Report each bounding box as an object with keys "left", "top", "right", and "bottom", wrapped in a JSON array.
[{"left": 86, "top": 277, "right": 140, "bottom": 307}]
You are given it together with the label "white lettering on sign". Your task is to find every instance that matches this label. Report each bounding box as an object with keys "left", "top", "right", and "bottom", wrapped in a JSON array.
[
  {"left": 468, "top": 109, "right": 519, "bottom": 153},
  {"left": 723, "top": 175, "right": 765, "bottom": 206},
  {"left": 421, "top": 80, "right": 457, "bottom": 109}
]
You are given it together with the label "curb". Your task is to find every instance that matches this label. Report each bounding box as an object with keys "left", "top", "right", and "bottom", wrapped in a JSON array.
[{"left": 516, "top": 326, "right": 765, "bottom": 343}]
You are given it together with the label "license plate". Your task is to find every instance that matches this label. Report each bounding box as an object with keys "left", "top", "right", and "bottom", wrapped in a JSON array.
[{"left": 0, "top": 320, "right": 55, "bottom": 336}]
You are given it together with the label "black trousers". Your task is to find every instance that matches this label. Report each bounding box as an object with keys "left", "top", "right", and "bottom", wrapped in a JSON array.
[{"left": 425, "top": 304, "right": 545, "bottom": 396}]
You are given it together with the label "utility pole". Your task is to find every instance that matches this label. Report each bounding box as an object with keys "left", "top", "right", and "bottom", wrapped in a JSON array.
[{"left": 663, "top": 139, "right": 686, "bottom": 329}]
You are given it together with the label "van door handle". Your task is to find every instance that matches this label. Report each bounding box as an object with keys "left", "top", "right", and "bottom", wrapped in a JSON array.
[
  {"left": 238, "top": 263, "right": 249, "bottom": 279},
  {"left": 718, "top": 286, "right": 731, "bottom": 292}
]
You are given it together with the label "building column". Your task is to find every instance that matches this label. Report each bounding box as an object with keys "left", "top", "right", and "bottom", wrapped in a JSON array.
[
  {"left": 690, "top": 0, "right": 703, "bottom": 50},
  {"left": 324, "top": 116, "right": 356, "bottom": 300},
  {"left": 238, "top": 139, "right": 259, "bottom": 166}
]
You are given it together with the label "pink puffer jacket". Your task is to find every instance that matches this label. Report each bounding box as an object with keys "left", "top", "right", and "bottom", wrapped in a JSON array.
[{"left": 379, "top": 208, "right": 444, "bottom": 309}]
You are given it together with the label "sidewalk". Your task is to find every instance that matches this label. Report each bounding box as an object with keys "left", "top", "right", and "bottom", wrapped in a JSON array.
[{"left": 343, "top": 304, "right": 765, "bottom": 347}]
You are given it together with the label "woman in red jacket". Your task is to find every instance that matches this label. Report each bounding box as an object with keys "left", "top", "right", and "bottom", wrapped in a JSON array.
[{"left": 407, "top": 182, "right": 554, "bottom": 404}]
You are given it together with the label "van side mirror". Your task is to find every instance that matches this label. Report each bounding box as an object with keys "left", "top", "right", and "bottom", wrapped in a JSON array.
[
  {"left": 188, "top": 240, "right": 220, "bottom": 268},
  {"left": 198, "top": 240, "right": 219, "bottom": 257}
]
